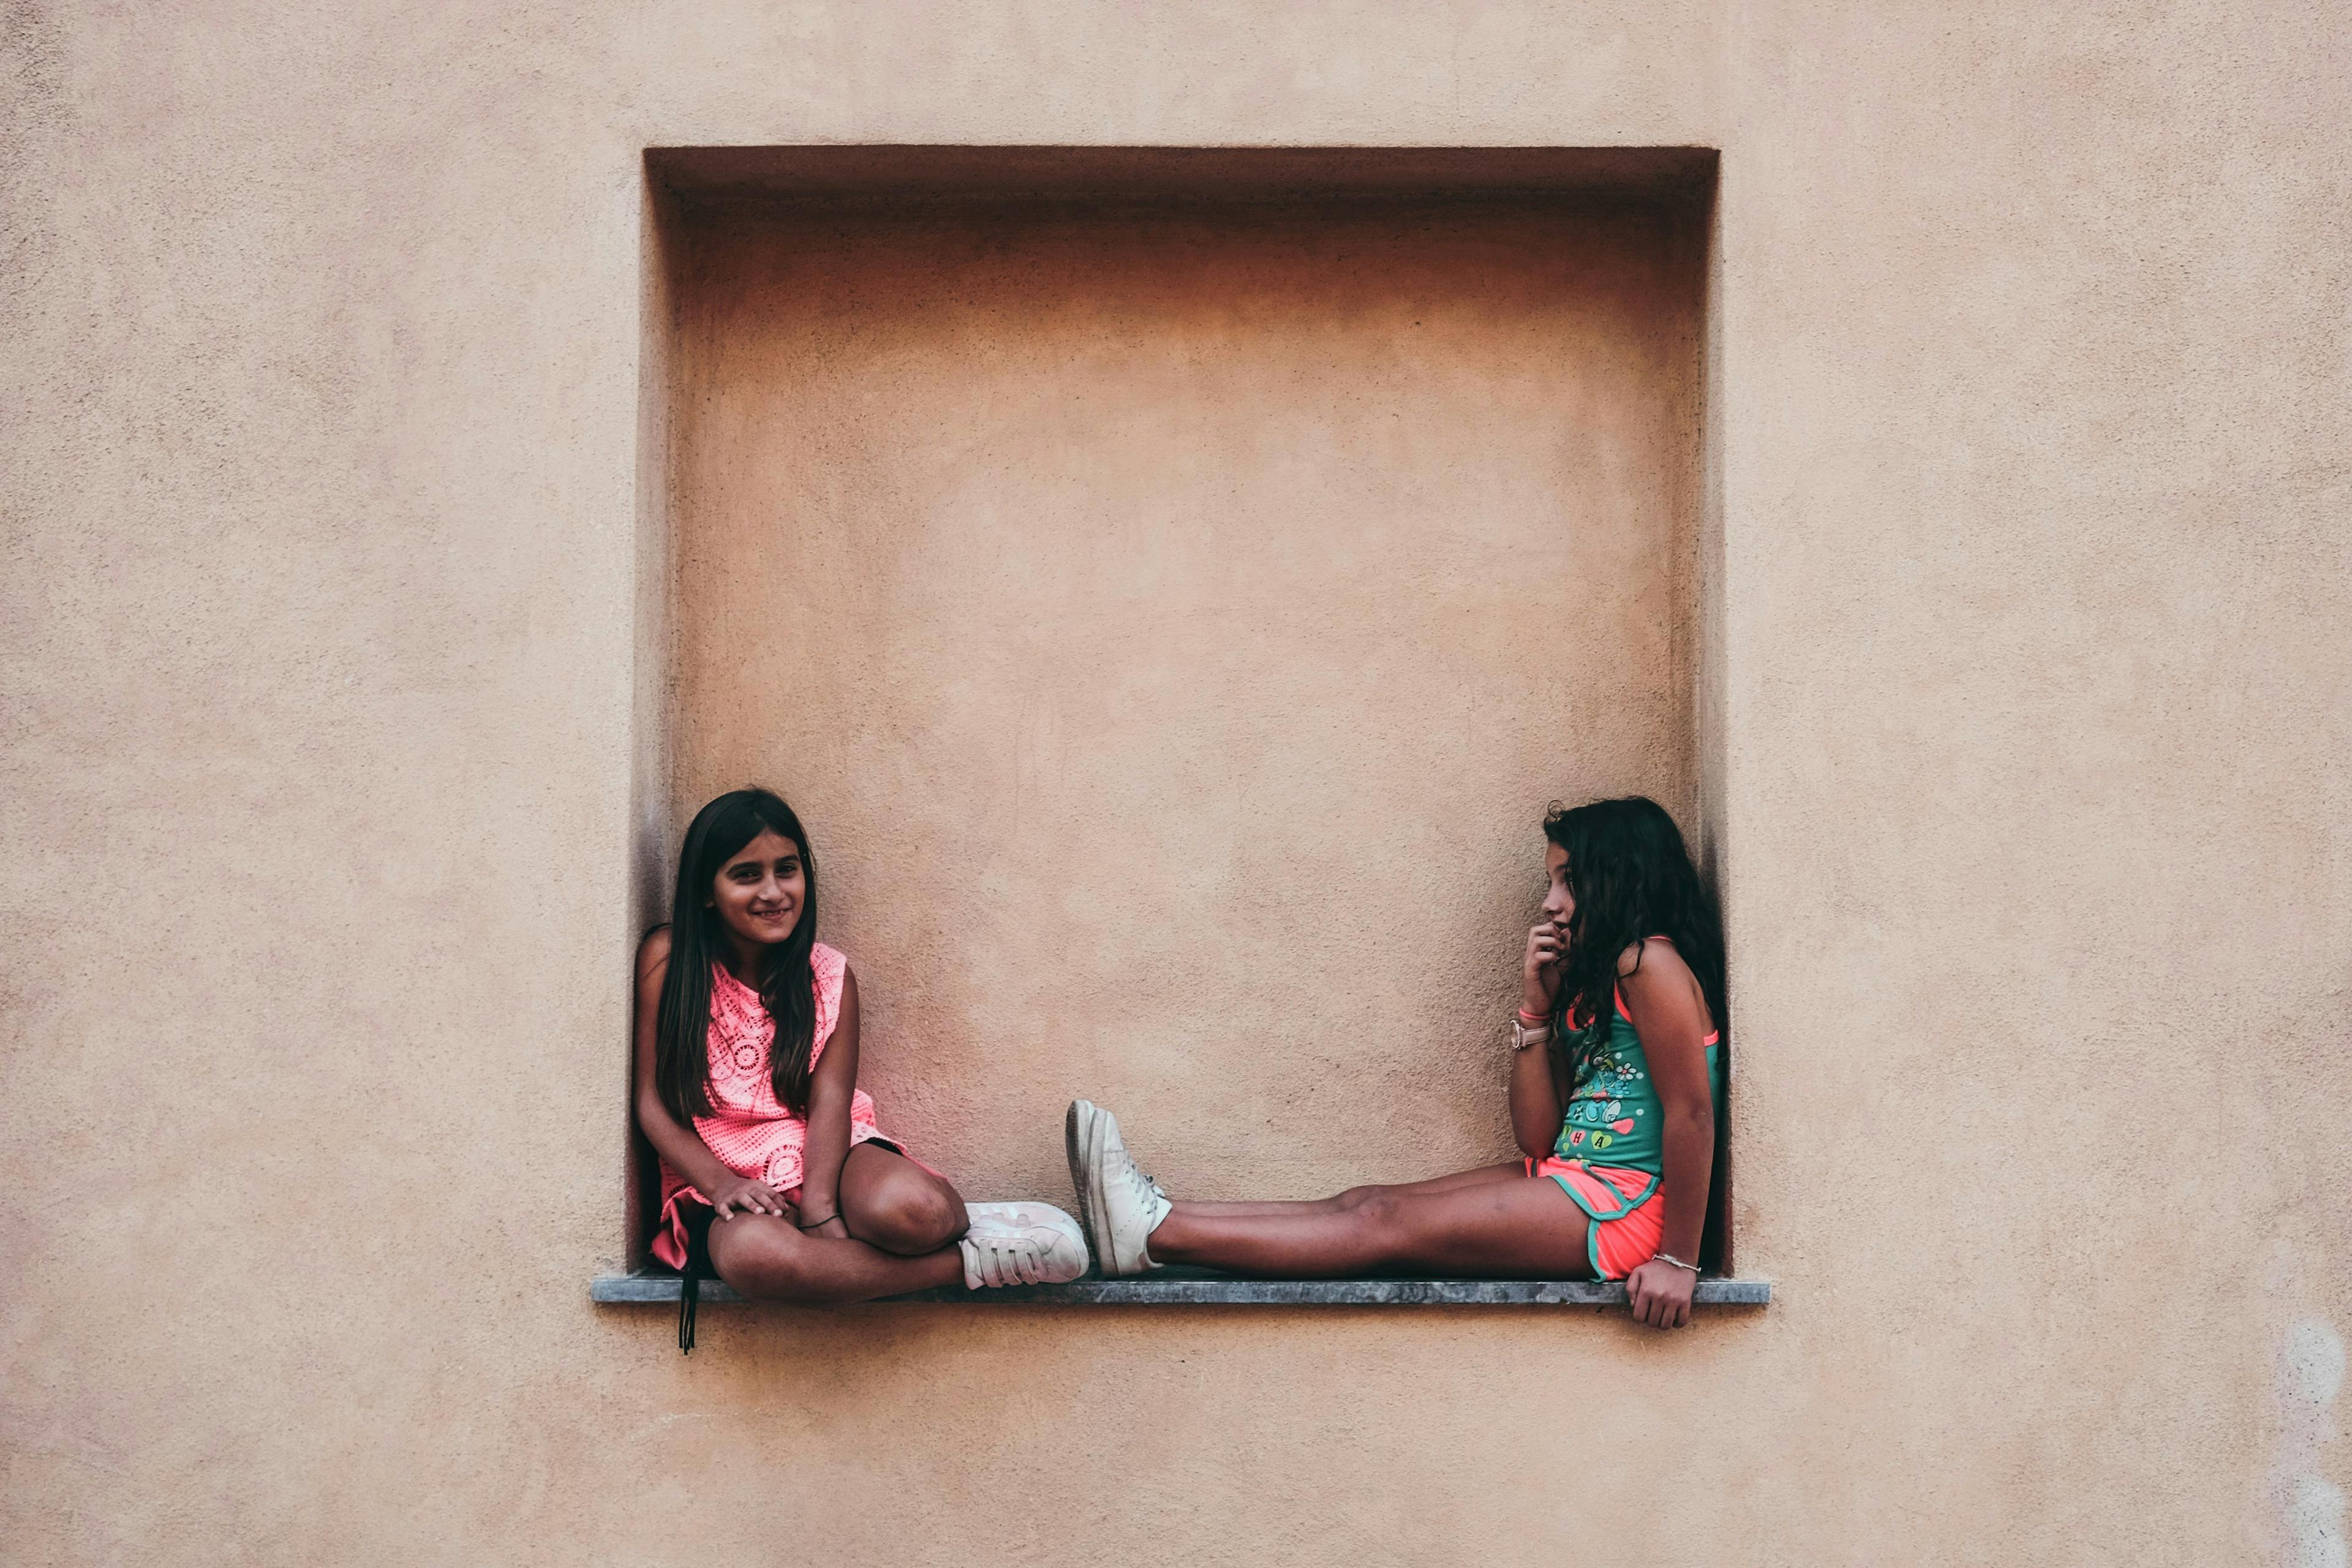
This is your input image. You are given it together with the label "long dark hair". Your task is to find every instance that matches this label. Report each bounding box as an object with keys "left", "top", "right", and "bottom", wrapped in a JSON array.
[
  {"left": 1544, "top": 796, "right": 1727, "bottom": 1093},
  {"left": 654, "top": 789, "right": 822, "bottom": 1121}
]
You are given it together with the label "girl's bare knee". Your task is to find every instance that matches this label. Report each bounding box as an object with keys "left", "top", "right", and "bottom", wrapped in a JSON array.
[
  {"left": 890, "top": 1180, "right": 963, "bottom": 1253},
  {"left": 851, "top": 1174, "right": 963, "bottom": 1255},
  {"left": 1332, "top": 1185, "right": 1387, "bottom": 1213},
  {"left": 1348, "top": 1189, "right": 1407, "bottom": 1243}
]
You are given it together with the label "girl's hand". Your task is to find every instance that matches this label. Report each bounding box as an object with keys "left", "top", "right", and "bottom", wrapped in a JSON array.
[
  {"left": 1521, "top": 919, "right": 1566, "bottom": 1017},
  {"left": 704, "top": 1174, "right": 790, "bottom": 1222},
  {"left": 1625, "top": 1258, "right": 1697, "bottom": 1329}
]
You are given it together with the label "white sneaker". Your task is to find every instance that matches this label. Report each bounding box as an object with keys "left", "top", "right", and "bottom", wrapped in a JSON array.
[
  {"left": 1065, "top": 1099, "right": 1171, "bottom": 1276},
  {"left": 959, "top": 1200, "right": 1090, "bottom": 1290}
]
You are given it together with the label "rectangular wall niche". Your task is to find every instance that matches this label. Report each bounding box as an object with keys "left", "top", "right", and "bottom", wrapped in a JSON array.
[{"left": 636, "top": 147, "right": 1721, "bottom": 1270}]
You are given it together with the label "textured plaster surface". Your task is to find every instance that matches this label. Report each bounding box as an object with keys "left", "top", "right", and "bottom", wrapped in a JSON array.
[
  {"left": 4, "top": 3, "right": 2350, "bottom": 1566},
  {"left": 667, "top": 192, "right": 1703, "bottom": 1217}
]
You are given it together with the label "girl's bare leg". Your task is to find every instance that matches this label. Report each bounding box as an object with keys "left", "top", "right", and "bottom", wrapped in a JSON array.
[
  {"left": 705, "top": 1148, "right": 975, "bottom": 1301},
  {"left": 1172, "top": 1161, "right": 1527, "bottom": 1219},
  {"left": 707, "top": 1211, "right": 964, "bottom": 1303},
  {"left": 1147, "top": 1168, "right": 1594, "bottom": 1279},
  {"left": 837, "top": 1143, "right": 968, "bottom": 1255}
]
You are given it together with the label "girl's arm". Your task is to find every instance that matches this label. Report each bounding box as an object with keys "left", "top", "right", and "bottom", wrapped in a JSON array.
[
  {"left": 1509, "top": 1030, "right": 1568, "bottom": 1157},
  {"left": 791, "top": 965, "right": 861, "bottom": 1240},
  {"left": 1510, "top": 919, "right": 1569, "bottom": 1156},
  {"left": 632, "top": 929, "right": 788, "bottom": 1221},
  {"left": 1618, "top": 937, "right": 1716, "bottom": 1328}
]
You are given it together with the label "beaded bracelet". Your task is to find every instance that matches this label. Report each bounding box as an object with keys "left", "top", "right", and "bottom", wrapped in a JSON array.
[{"left": 1651, "top": 1251, "right": 1700, "bottom": 1275}]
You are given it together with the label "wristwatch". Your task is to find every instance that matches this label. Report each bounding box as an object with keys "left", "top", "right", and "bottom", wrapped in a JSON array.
[{"left": 1510, "top": 1016, "right": 1553, "bottom": 1052}]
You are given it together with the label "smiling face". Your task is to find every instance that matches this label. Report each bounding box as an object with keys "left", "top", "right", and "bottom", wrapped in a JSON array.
[
  {"left": 1542, "top": 841, "right": 1576, "bottom": 932},
  {"left": 708, "top": 828, "right": 807, "bottom": 953}
]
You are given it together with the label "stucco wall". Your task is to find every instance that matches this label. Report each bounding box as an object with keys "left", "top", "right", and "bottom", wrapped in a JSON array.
[
  {"left": 5, "top": 4, "right": 2348, "bottom": 1566},
  {"left": 665, "top": 183, "right": 1705, "bottom": 1225}
]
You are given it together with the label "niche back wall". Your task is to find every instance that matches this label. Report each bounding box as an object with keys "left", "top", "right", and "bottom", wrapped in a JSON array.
[{"left": 659, "top": 158, "right": 1708, "bottom": 1211}]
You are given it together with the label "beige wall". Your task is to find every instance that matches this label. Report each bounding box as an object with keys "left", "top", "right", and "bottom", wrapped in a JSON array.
[
  {"left": 5, "top": 4, "right": 2348, "bottom": 1565},
  {"left": 667, "top": 184, "right": 1703, "bottom": 1222}
]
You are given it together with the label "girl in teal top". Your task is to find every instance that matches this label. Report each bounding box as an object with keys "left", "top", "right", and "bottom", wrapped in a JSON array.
[{"left": 1065, "top": 796, "right": 1728, "bottom": 1330}]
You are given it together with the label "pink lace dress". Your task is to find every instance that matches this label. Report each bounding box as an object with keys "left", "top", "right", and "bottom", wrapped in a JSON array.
[{"left": 650, "top": 941, "right": 897, "bottom": 1269}]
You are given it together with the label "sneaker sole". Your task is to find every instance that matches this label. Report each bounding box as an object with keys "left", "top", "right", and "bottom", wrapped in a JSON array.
[
  {"left": 1082, "top": 1106, "right": 1117, "bottom": 1273},
  {"left": 1063, "top": 1101, "right": 1096, "bottom": 1262},
  {"left": 1076, "top": 1100, "right": 1123, "bottom": 1274},
  {"left": 1082, "top": 1103, "right": 1143, "bottom": 1277}
]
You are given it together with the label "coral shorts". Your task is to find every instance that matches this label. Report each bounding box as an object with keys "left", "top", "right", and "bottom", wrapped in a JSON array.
[{"left": 1525, "top": 1158, "right": 1668, "bottom": 1280}]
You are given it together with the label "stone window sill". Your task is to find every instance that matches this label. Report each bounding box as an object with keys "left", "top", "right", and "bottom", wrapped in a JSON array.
[{"left": 590, "top": 1269, "right": 1770, "bottom": 1307}]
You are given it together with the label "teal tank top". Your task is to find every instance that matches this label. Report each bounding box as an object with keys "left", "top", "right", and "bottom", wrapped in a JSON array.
[{"left": 1551, "top": 987, "right": 1722, "bottom": 1183}]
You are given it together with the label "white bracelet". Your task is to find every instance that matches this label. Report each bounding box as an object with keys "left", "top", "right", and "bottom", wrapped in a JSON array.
[{"left": 1651, "top": 1251, "right": 1700, "bottom": 1275}]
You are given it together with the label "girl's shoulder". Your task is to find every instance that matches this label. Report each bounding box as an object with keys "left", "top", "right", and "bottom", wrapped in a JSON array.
[
  {"left": 1616, "top": 932, "right": 1689, "bottom": 974},
  {"left": 1616, "top": 935, "right": 1713, "bottom": 1035},
  {"left": 637, "top": 924, "right": 674, "bottom": 975},
  {"left": 1615, "top": 935, "right": 1697, "bottom": 1003},
  {"left": 809, "top": 941, "right": 850, "bottom": 1036}
]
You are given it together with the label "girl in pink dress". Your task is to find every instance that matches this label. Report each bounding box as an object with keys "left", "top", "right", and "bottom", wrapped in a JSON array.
[{"left": 636, "top": 789, "right": 1085, "bottom": 1348}]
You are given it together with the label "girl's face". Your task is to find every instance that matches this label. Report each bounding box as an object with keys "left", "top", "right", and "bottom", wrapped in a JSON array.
[
  {"left": 709, "top": 828, "right": 806, "bottom": 949},
  {"left": 1542, "top": 842, "right": 1575, "bottom": 930}
]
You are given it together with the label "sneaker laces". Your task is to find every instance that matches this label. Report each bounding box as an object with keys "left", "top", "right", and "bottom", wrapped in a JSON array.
[{"left": 1118, "top": 1150, "right": 1168, "bottom": 1213}]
